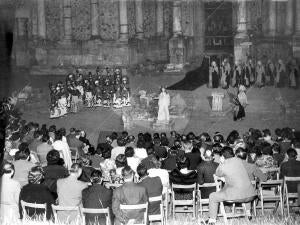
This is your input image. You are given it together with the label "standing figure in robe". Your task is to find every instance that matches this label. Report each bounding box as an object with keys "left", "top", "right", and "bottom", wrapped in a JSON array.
[
  {"left": 246, "top": 59, "right": 256, "bottom": 85},
  {"left": 232, "top": 61, "right": 242, "bottom": 88},
  {"left": 275, "top": 59, "right": 286, "bottom": 88},
  {"left": 210, "top": 61, "right": 220, "bottom": 88},
  {"left": 157, "top": 87, "right": 170, "bottom": 122},
  {"left": 266, "top": 60, "right": 276, "bottom": 86},
  {"left": 220, "top": 59, "right": 230, "bottom": 89},
  {"left": 288, "top": 59, "right": 298, "bottom": 89},
  {"left": 255, "top": 61, "right": 265, "bottom": 88},
  {"left": 238, "top": 85, "right": 248, "bottom": 107}
]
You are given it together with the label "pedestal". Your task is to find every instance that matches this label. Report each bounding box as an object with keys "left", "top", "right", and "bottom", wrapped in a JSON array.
[{"left": 210, "top": 92, "right": 225, "bottom": 117}]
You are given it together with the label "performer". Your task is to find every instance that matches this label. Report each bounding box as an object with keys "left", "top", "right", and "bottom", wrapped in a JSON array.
[
  {"left": 94, "top": 79, "right": 102, "bottom": 106},
  {"left": 220, "top": 59, "right": 230, "bottom": 89},
  {"left": 210, "top": 61, "right": 219, "bottom": 88},
  {"left": 255, "top": 61, "right": 265, "bottom": 88},
  {"left": 232, "top": 61, "right": 242, "bottom": 87},
  {"left": 246, "top": 59, "right": 256, "bottom": 85},
  {"left": 83, "top": 79, "right": 94, "bottom": 108},
  {"left": 157, "top": 87, "right": 170, "bottom": 122},
  {"left": 266, "top": 60, "right": 276, "bottom": 86},
  {"left": 57, "top": 84, "right": 68, "bottom": 117},
  {"left": 121, "top": 76, "right": 131, "bottom": 106},
  {"left": 67, "top": 81, "right": 81, "bottom": 113},
  {"left": 275, "top": 59, "right": 286, "bottom": 88},
  {"left": 288, "top": 59, "right": 298, "bottom": 89},
  {"left": 238, "top": 85, "right": 248, "bottom": 107},
  {"left": 232, "top": 96, "right": 245, "bottom": 121}
]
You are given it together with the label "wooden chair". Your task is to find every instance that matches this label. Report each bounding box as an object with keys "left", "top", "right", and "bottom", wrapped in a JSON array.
[
  {"left": 148, "top": 195, "right": 166, "bottom": 225},
  {"left": 261, "top": 167, "right": 280, "bottom": 180},
  {"left": 69, "top": 147, "right": 79, "bottom": 163},
  {"left": 257, "top": 179, "right": 284, "bottom": 215},
  {"left": 197, "top": 183, "right": 218, "bottom": 217},
  {"left": 284, "top": 176, "right": 300, "bottom": 216},
  {"left": 51, "top": 205, "right": 80, "bottom": 224},
  {"left": 171, "top": 183, "right": 197, "bottom": 219},
  {"left": 120, "top": 203, "right": 148, "bottom": 225},
  {"left": 80, "top": 207, "right": 112, "bottom": 225},
  {"left": 21, "top": 200, "right": 47, "bottom": 221}
]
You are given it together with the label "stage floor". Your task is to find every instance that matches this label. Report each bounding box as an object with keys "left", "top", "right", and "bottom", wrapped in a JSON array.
[{"left": 7, "top": 72, "right": 300, "bottom": 146}]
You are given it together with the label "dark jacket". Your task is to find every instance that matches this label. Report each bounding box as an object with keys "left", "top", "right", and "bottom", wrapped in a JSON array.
[
  {"left": 186, "top": 151, "right": 202, "bottom": 170},
  {"left": 162, "top": 156, "right": 177, "bottom": 171},
  {"left": 82, "top": 184, "right": 113, "bottom": 225},
  {"left": 280, "top": 159, "right": 300, "bottom": 192},
  {"left": 112, "top": 182, "right": 148, "bottom": 225},
  {"left": 169, "top": 169, "right": 198, "bottom": 185},
  {"left": 139, "top": 176, "right": 163, "bottom": 215},
  {"left": 19, "top": 183, "right": 55, "bottom": 220}
]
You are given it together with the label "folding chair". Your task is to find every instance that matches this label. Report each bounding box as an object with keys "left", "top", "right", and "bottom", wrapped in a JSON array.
[
  {"left": 284, "top": 176, "right": 300, "bottom": 216},
  {"left": 261, "top": 167, "right": 280, "bottom": 180},
  {"left": 51, "top": 205, "right": 80, "bottom": 223},
  {"left": 120, "top": 203, "right": 148, "bottom": 225},
  {"left": 21, "top": 200, "right": 47, "bottom": 221},
  {"left": 171, "top": 183, "right": 197, "bottom": 219},
  {"left": 70, "top": 147, "right": 79, "bottom": 163},
  {"left": 148, "top": 195, "right": 166, "bottom": 225},
  {"left": 197, "top": 183, "right": 218, "bottom": 217},
  {"left": 257, "top": 179, "right": 284, "bottom": 215},
  {"left": 80, "top": 207, "right": 112, "bottom": 225}
]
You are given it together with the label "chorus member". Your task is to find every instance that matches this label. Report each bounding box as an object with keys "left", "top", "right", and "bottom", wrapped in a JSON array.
[
  {"left": 210, "top": 61, "right": 219, "bottom": 88},
  {"left": 255, "top": 61, "right": 265, "bottom": 88},
  {"left": 275, "top": 59, "right": 286, "bottom": 88}
]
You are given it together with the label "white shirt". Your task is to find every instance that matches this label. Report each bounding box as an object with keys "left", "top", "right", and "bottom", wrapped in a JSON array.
[
  {"left": 127, "top": 157, "right": 141, "bottom": 173},
  {"left": 111, "top": 146, "right": 126, "bottom": 160},
  {"left": 134, "top": 148, "right": 148, "bottom": 159},
  {"left": 52, "top": 140, "right": 72, "bottom": 169}
]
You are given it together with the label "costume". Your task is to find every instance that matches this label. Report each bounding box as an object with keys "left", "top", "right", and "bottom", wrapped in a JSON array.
[
  {"left": 157, "top": 90, "right": 170, "bottom": 122},
  {"left": 232, "top": 96, "right": 245, "bottom": 121},
  {"left": 276, "top": 61, "right": 286, "bottom": 88},
  {"left": 237, "top": 85, "right": 247, "bottom": 107},
  {"left": 255, "top": 63, "right": 265, "bottom": 87}
]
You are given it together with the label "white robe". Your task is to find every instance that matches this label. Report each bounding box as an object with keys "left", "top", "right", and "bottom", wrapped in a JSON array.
[
  {"left": 52, "top": 140, "right": 72, "bottom": 169},
  {"left": 157, "top": 92, "right": 170, "bottom": 122}
]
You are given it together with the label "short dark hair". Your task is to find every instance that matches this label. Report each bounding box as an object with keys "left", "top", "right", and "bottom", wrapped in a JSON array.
[
  {"left": 263, "top": 129, "right": 271, "bottom": 137},
  {"left": 177, "top": 155, "right": 190, "bottom": 170},
  {"left": 235, "top": 147, "right": 247, "bottom": 160},
  {"left": 137, "top": 163, "right": 148, "bottom": 178},
  {"left": 221, "top": 146, "right": 234, "bottom": 159},
  {"left": 90, "top": 170, "right": 102, "bottom": 184},
  {"left": 125, "top": 147, "right": 135, "bottom": 157},
  {"left": 115, "top": 154, "right": 127, "bottom": 168},
  {"left": 146, "top": 147, "right": 154, "bottom": 156},
  {"left": 70, "top": 163, "right": 82, "bottom": 173},
  {"left": 117, "top": 137, "right": 126, "bottom": 147},
  {"left": 272, "top": 143, "right": 281, "bottom": 153},
  {"left": 1, "top": 162, "right": 15, "bottom": 177},
  {"left": 121, "top": 166, "right": 134, "bottom": 179},
  {"left": 287, "top": 148, "right": 297, "bottom": 159}
]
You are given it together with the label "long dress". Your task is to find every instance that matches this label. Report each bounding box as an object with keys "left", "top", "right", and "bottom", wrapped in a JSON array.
[
  {"left": 289, "top": 67, "right": 298, "bottom": 88},
  {"left": 212, "top": 68, "right": 219, "bottom": 88},
  {"left": 255, "top": 65, "right": 265, "bottom": 87},
  {"left": 52, "top": 140, "right": 72, "bottom": 170},
  {"left": 276, "top": 65, "right": 286, "bottom": 88},
  {"left": 220, "top": 66, "right": 228, "bottom": 89},
  {"left": 157, "top": 92, "right": 170, "bottom": 122}
]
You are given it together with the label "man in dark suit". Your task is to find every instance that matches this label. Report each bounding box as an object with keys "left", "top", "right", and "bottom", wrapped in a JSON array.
[
  {"left": 112, "top": 166, "right": 148, "bottom": 225},
  {"left": 82, "top": 170, "right": 113, "bottom": 225},
  {"left": 280, "top": 148, "right": 300, "bottom": 193},
  {"left": 137, "top": 163, "right": 163, "bottom": 215},
  {"left": 197, "top": 149, "right": 219, "bottom": 199}
]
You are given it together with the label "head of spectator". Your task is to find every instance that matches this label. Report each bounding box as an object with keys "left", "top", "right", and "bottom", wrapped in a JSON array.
[
  {"left": 176, "top": 155, "right": 190, "bottom": 170},
  {"left": 105, "top": 135, "right": 113, "bottom": 145},
  {"left": 146, "top": 147, "right": 155, "bottom": 156},
  {"left": 69, "top": 163, "right": 83, "bottom": 178},
  {"left": 286, "top": 148, "right": 297, "bottom": 160},
  {"left": 137, "top": 163, "right": 148, "bottom": 180},
  {"left": 41, "top": 133, "right": 51, "bottom": 144},
  {"left": 153, "top": 133, "right": 160, "bottom": 139},
  {"left": 11, "top": 132, "right": 21, "bottom": 143},
  {"left": 213, "top": 132, "right": 224, "bottom": 144},
  {"left": 102, "top": 149, "right": 111, "bottom": 159},
  {"left": 203, "top": 149, "right": 214, "bottom": 161},
  {"left": 116, "top": 154, "right": 127, "bottom": 168},
  {"left": 160, "top": 132, "right": 167, "bottom": 139},
  {"left": 55, "top": 130, "right": 63, "bottom": 141},
  {"left": 200, "top": 132, "right": 211, "bottom": 143},
  {"left": 143, "top": 132, "right": 152, "bottom": 143},
  {"left": 263, "top": 129, "right": 272, "bottom": 139},
  {"left": 136, "top": 139, "right": 145, "bottom": 149},
  {"left": 15, "top": 143, "right": 30, "bottom": 161},
  {"left": 137, "top": 133, "right": 144, "bottom": 141},
  {"left": 160, "top": 136, "right": 169, "bottom": 147},
  {"left": 275, "top": 128, "right": 282, "bottom": 140},
  {"left": 262, "top": 145, "right": 273, "bottom": 156},
  {"left": 226, "top": 130, "right": 240, "bottom": 145},
  {"left": 170, "top": 131, "right": 177, "bottom": 138},
  {"left": 90, "top": 170, "right": 103, "bottom": 185},
  {"left": 153, "top": 137, "right": 161, "bottom": 146},
  {"left": 69, "top": 127, "right": 76, "bottom": 135},
  {"left": 292, "top": 141, "right": 300, "bottom": 151},
  {"left": 59, "top": 128, "right": 66, "bottom": 137},
  {"left": 1, "top": 162, "right": 15, "bottom": 178},
  {"left": 125, "top": 146, "right": 135, "bottom": 158},
  {"left": 122, "top": 166, "right": 135, "bottom": 182},
  {"left": 127, "top": 135, "right": 135, "bottom": 144},
  {"left": 48, "top": 125, "right": 56, "bottom": 133},
  {"left": 181, "top": 140, "right": 193, "bottom": 153},
  {"left": 33, "top": 130, "right": 43, "bottom": 141},
  {"left": 121, "top": 131, "right": 128, "bottom": 140},
  {"left": 111, "top": 132, "right": 118, "bottom": 141},
  {"left": 220, "top": 146, "right": 234, "bottom": 163},
  {"left": 117, "top": 137, "right": 126, "bottom": 147},
  {"left": 187, "top": 132, "right": 196, "bottom": 142},
  {"left": 173, "top": 139, "right": 181, "bottom": 149},
  {"left": 272, "top": 143, "right": 281, "bottom": 154},
  {"left": 28, "top": 166, "right": 44, "bottom": 184},
  {"left": 46, "top": 150, "right": 64, "bottom": 166},
  {"left": 235, "top": 147, "right": 247, "bottom": 161}
]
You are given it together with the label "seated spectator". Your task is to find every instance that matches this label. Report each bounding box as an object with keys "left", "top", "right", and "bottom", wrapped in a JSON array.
[
  {"left": 19, "top": 166, "right": 55, "bottom": 220},
  {"left": 125, "top": 146, "right": 141, "bottom": 173},
  {"left": 206, "top": 147, "right": 256, "bottom": 224},
  {"left": 134, "top": 139, "right": 148, "bottom": 159},
  {"left": 28, "top": 130, "right": 43, "bottom": 153},
  {"left": 291, "top": 141, "right": 300, "bottom": 161},
  {"left": 272, "top": 143, "right": 284, "bottom": 167},
  {"left": 141, "top": 147, "right": 157, "bottom": 170},
  {"left": 78, "top": 157, "right": 96, "bottom": 182},
  {"left": 52, "top": 130, "right": 72, "bottom": 169},
  {"left": 184, "top": 141, "right": 202, "bottom": 170},
  {"left": 0, "top": 162, "right": 21, "bottom": 220},
  {"left": 112, "top": 166, "right": 148, "bottom": 225},
  {"left": 137, "top": 164, "right": 163, "bottom": 215},
  {"left": 13, "top": 143, "right": 35, "bottom": 186},
  {"left": 168, "top": 131, "right": 177, "bottom": 147},
  {"left": 153, "top": 137, "right": 167, "bottom": 160},
  {"left": 56, "top": 163, "right": 88, "bottom": 223},
  {"left": 197, "top": 149, "right": 219, "bottom": 199},
  {"left": 66, "top": 128, "right": 84, "bottom": 157},
  {"left": 255, "top": 145, "right": 276, "bottom": 168},
  {"left": 262, "top": 129, "right": 274, "bottom": 145},
  {"left": 82, "top": 170, "right": 113, "bottom": 225},
  {"left": 42, "top": 150, "right": 69, "bottom": 197},
  {"left": 36, "top": 134, "right": 53, "bottom": 166},
  {"left": 161, "top": 148, "right": 178, "bottom": 171},
  {"left": 235, "top": 148, "right": 267, "bottom": 182},
  {"left": 212, "top": 144, "right": 222, "bottom": 164},
  {"left": 280, "top": 148, "right": 300, "bottom": 193},
  {"left": 148, "top": 158, "right": 170, "bottom": 194},
  {"left": 169, "top": 156, "right": 197, "bottom": 200},
  {"left": 100, "top": 150, "right": 116, "bottom": 181},
  {"left": 110, "top": 137, "right": 126, "bottom": 160},
  {"left": 125, "top": 135, "right": 136, "bottom": 148}
]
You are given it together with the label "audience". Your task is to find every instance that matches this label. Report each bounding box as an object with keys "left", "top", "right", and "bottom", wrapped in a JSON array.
[
  {"left": 19, "top": 166, "right": 55, "bottom": 220},
  {"left": 36, "top": 134, "right": 53, "bottom": 166}
]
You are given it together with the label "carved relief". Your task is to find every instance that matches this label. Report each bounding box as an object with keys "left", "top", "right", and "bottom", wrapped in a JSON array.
[
  {"left": 127, "top": 0, "right": 136, "bottom": 39},
  {"left": 143, "top": 0, "right": 156, "bottom": 38},
  {"left": 98, "top": 0, "right": 119, "bottom": 40},
  {"left": 45, "top": 0, "right": 61, "bottom": 41},
  {"left": 71, "top": 0, "right": 91, "bottom": 40}
]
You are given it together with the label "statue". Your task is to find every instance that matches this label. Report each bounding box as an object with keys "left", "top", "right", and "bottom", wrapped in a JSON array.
[{"left": 157, "top": 87, "right": 170, "bottom": 122}]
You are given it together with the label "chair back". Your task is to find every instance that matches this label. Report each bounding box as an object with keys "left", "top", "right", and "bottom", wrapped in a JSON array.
[
  {"left": 80, "top": 207, "right": 111, "bottom": 225},
  {"left": 21, "top": 200, "right": 47, "bottom": 221},
  {"left": 51, "top": 205, "right": 80, "bottom": 223},
  {"left": 171, "top": 183, "right": 197, "bottom": 200},
  {"left": 198, "top": 182, "right": 217, "bottom": 200},
  {"left": 261, "top": 167, "right": 280, "bottom": 180},
  {"left": 148, "top": 195, "right": 165, "bottom": 224},
  {"left": 120, "top": 203, "right": 148, "bottom": 225}
]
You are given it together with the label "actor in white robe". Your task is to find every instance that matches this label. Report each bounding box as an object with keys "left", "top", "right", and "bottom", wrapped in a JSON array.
[
  {"left": 52, "top": 140, "right": 72, "bottom": 169},
  {"left": 157, "top": 87, "right": 170, "bottom": 122}
]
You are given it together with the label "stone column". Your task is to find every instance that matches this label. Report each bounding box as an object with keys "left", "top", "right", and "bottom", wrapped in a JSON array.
[
  {"left": 119, "top": 0, "right": 128, "bottom": 41},
  {"left": 37, "top": 0, "right": 46, "bottom": 39},
  {"left": 285, "top": 0, "right": 294, "bottom": 36},
  {"left": 156, "top": 0, "right": 164, "bottom": 35},
  {"left": 172, "top": 0, "right": 182, "bottom": 36},
  {"left": 268, "top": 0, "right": 276, "bottom": 36},
  {"left": 234, "top": 0, "right": 249, "bottom": 63},
  {"left": 31, "top": 0, "right": 38, "bottom": 38},
  {"left": 293, "top": 0, "right": 300, "bottom": 58},
  {"left": 91, "top": 0, "right": 99, "bottom": 36},
  {"left": 135, "top": 0, "right": 143, "bottom": 39},
  {"left": 63, "top": 0, "right": 72, "bottom": 42}
]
